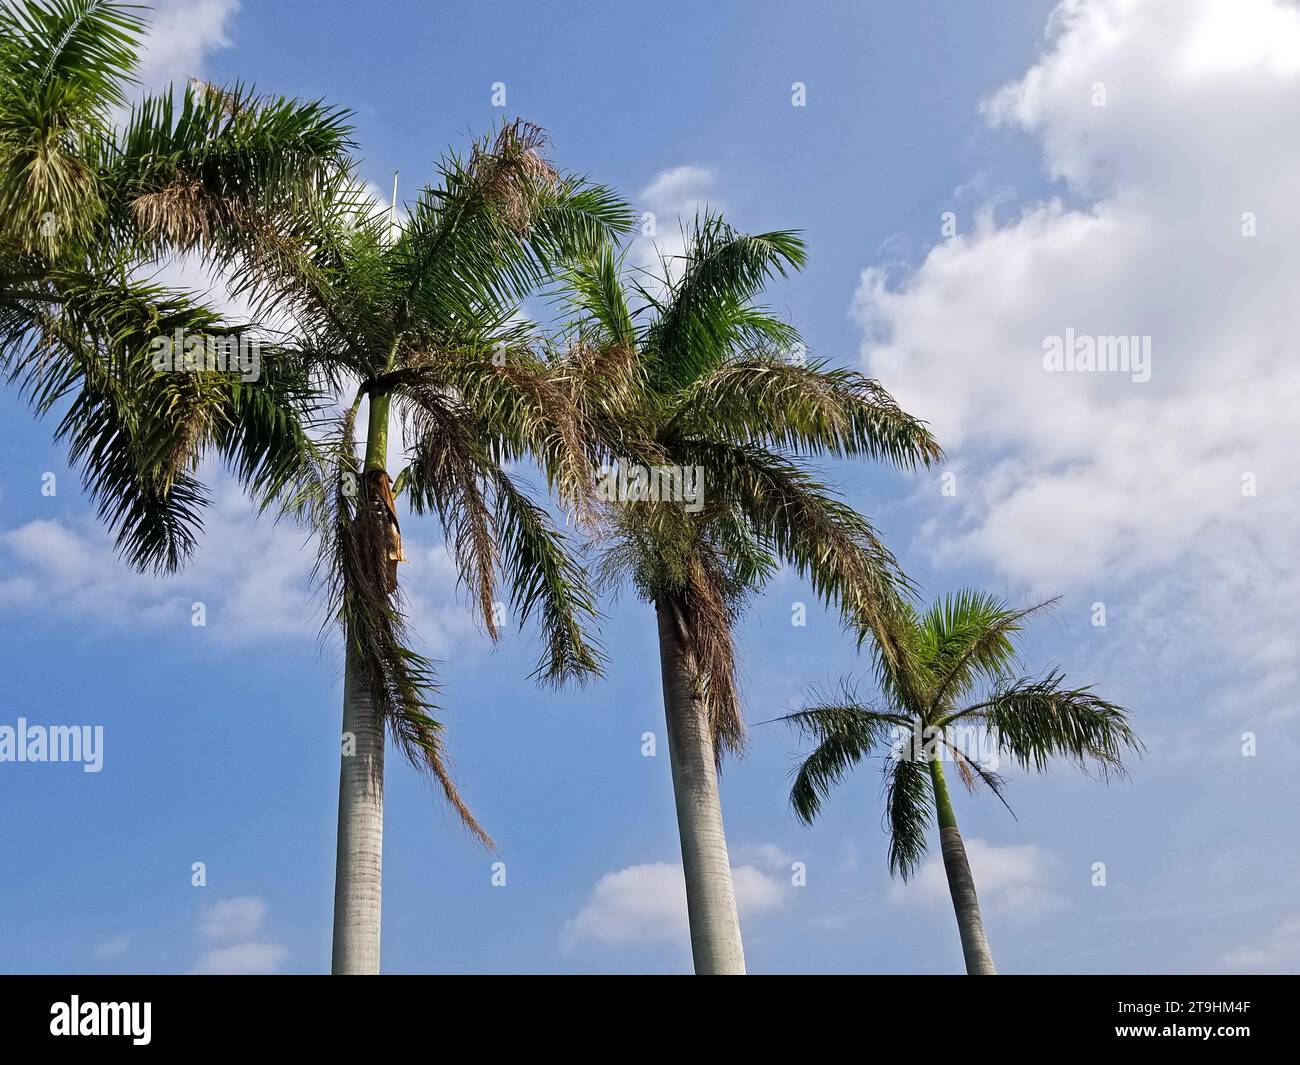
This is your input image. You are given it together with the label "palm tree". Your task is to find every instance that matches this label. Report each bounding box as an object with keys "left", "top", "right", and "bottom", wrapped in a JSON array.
[
  {"left": 197, "top": 120, "right": 631, "bottom": 973},
  {"left": 3, "top": 4, "right": 632, "bottom": 974},
  {"left": 1, "top": 0, "right": 351, "bottom": 573},
  {"left": 781, "top": 590, "right": 1142, "bottom": 974},
  {"left": 560, "top": 220, "right": 942, "bottom": 972}
]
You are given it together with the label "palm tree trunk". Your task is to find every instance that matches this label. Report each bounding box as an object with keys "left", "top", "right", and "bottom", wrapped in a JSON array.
[
  {"left": 654, "top": 599, "right": 746, "bottom": 975},
  {"left": 928, "top": 755, "right": 996, "bottom": 975},
  {"left": 331, "top": 637, "right": 385, "bottom": 973},
  {"left": 331, "top": 391, "right": 391, "bottom": 975}
]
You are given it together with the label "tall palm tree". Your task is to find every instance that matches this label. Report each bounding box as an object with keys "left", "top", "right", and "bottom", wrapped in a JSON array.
[
  {"left": 199, "top": 120, "right": 631, "bottom": 973},
  {"left": 781, "top": 590, "right": 1142, "bottom": 974},
  {"left": 560, "top": 220, "right": 942, "bottom": 973},
  {"left": 2, "top": 4, "right": 632, "bottom": 974},
  {"left": 1, "top": 0, "right": 351, "bottom": 573}
]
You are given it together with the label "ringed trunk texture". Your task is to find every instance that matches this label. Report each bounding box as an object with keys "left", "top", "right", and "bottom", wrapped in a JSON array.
[
  {"left": 331, "top": 637, "right": 385, "bottom": 974},
  {"left": 929, "top": 756, "right": 996, "bottom": 975},
  {"left": 654, "top": 599, "right": 746, "bottom": 975}
]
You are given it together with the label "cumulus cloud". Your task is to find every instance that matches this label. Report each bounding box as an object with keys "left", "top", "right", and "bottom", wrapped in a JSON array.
[
  {"left": 198, "top": 897, "right": 268, "bottom": 941},
  {"left": 192, "top": 896, "right": 287, "bottom": 974},
  {"left": 889, "top": 839, "right": 1061, "bottom": 917},
  {"left": 131, "top": 0, "right": 240, "bottom": 94},
  {"left": 631, "top": 165, "right": 720, "bottom": 293},
  {"left": 563, "top": 857, "right": 786, "bottom": 948},
  {"left": 854, "top": 0, "right": 1300, "bottom": 719}
]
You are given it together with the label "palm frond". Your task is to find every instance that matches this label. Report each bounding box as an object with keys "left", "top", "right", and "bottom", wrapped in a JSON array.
[
  {"left": 314, "top": 410, "right": 492, "bottom": 846},
  {"left": 884, "top": 744, "right": 933, "bottom": 880},
  {"left": 666, "top": 356, "right": 942, "bottom": 468},
  {"left": 924, "top": 592, "right": 1056, "bottom": 713},
  {"left": 949, "top": 671, "right": 1143, "bottom": 780},
  {"left": 391, "top": 120, "right": 631, "bottom": 338},
  {"left": 646, "top": 212, "right": 806, "bottom": 392},
  {"left": 781, "top": 690, "right": 905, "bottom": 823}
]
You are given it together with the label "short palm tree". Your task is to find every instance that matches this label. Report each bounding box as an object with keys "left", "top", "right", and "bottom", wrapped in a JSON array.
[
  {"left": 203, "top": 120, "right": 631, "bottom": 973},
  {"left": 1, "top": 0, "right": 351, "bottom": 572},
  {"left": 781, "top": 591, "right": 1142, "bottom": 974},
  {"left": 561, "top": 219, "right": 942, "bottom": 973}
]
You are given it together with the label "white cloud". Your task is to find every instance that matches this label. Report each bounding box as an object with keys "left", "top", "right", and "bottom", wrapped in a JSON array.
[
  {"left": 631, "top": 165, "right": 720, "bottom": 293},
  {"left": 198, "top": 896, "right": 267, "bottom": 941},
  {"left": 640, "top": 165, "right": 716, "bottom": 220},
  {"left": 0, "top": 475, "right": 478, "bottom": 655},
  {"left": 889, "top": 838, "right": 1061, "bottom": 917},
  {"left": 563, "top": 857, "right": 786, "bottom": 948},
  {"left": 1220, "top": 916, "right": 1300, "bottom": 971},
  {"left": 854, "top": 0, "right": 1300, "bottom": 714},
  {"left": 132, "top": 0, "right": 240, "bottom": 94},
  {"left": 192, "top": 895, "right": 287, "bottom": 974},
  {"left": 192, "top": 941, "right": 288, "bottom": 975}
]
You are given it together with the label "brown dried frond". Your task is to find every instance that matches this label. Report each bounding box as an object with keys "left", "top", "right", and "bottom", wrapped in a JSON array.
[
  {"left": 470, "top": 119, "right": 559, "bottom": 234},
  {"left": 673, "top": 552, "right": 747, "bottom": 759},
  {"left": 402, "top": 393, "right": 501, "bottom": 639},
  {"left": 322, "top": 415, "right": 492, "bottom": 847}
]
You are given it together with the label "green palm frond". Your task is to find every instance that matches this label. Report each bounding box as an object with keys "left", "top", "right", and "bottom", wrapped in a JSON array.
[
  {"left": 489, "top": 471, "right": 604, "bottom": 685},
  {"left": 948, "top": 671, "right": 1142, "bottom": 779},
  {"left": 780, "top": 692, "right": 907, "bottom": 824},
  {"left": 667, "top": 356, "right": 942, "bottom": 468},
  {"left": 884, "top": 745, "right": 933, "bottom": 880},
  {"left": 0, "top": 0, "right": 148, "bottom": 254},
  {"left": 922, "top": 592, "right": 1054, "bottom": 713},
  {"left": 0, "top": 0, "right": 143, "bottom": 106},
  {"left": 561, "top": 242, "right": 637, "bottom": 350},
  {"left": 391, "top": 121, "right": 631, "bottom": 337},
  {"left": 682, "top": 439, "right": 913, "bottom": 642},
  {"left": 646, "top": 212, "right": 805, "bottom": 391},
  {"left": 400, "top": 388, "right": 603, "bottom": 686},
  {"left": 104, "top": 79, "right": 354, "bottom": 260},
  {"left": 3, "top": 271, "right": 247, "bottom": 571}
]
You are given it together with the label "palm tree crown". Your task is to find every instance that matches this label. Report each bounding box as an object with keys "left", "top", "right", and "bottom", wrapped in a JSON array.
[
  {"left": 567, "top": 214, "right": 943, "bottom": 754},
  {"left": 783, "top": 590, "right": 1142, "bottom": 877},
  {"left": 208, "top": 119, "right": 632, "bottom": 830},
  {"left": 1, "top": 0, "right": 353, "bottom": 573}
]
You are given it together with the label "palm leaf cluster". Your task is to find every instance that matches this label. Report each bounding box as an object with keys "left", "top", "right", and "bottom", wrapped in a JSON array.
[
  {"left": 783, "top": 591, "right": 1142, "bottom": 876},
  {"left": 0, "top": 0, "right": 352, "bottom": 573}
]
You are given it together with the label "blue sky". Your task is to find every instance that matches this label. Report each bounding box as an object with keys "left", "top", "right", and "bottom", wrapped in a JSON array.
[{"left": 2, "top": 0, "right": 1297, "bottom": 974}]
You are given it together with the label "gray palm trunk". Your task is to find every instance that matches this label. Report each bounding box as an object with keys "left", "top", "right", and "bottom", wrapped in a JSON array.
[
  {"left": 331, "top": 636, "right": 385, "bottom": 974},
  {"left": 928, "top": 756, "right": 996, "bottom": 975},
  {"left": 654, "top": 599, "right": 746, "bottom": 975}
]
